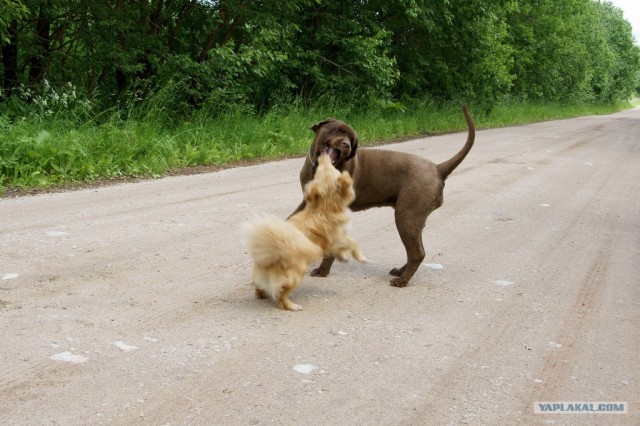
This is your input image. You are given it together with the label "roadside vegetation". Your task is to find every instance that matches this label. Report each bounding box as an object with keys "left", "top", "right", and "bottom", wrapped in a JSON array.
[{"left": 1, "top": 0, "right": 639, "bottom": 195}]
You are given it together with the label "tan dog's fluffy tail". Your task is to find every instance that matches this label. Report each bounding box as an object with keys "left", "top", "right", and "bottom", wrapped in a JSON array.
[
  {"left": 244, "top": 214, "right": 323, "bottom": 268},
  {"left": 437, "top": 105, "right": 475, "bottom": 180}
]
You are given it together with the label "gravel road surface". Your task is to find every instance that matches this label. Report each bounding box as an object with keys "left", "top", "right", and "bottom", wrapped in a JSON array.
[{"left": 1, "top": 109, "right": 638, "bottom": 425}]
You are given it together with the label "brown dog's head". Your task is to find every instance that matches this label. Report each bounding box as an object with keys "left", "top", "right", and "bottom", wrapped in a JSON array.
[
  {"left": 304, "top": 154, "right": 355, "bottom": 212},
  {"left": 310, "top": 118, "right": 358, "bottom": 169}
]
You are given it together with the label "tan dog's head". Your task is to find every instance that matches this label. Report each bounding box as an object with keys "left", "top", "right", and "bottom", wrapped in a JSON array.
[
  {"left": 303, "top": 154, "right": 355, "bottom": 212},
  {"left": 310, "top": 118, "right": 359, "bottom": 168}
]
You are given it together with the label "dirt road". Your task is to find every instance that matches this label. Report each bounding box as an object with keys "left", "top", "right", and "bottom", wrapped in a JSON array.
[{"left": 1, "top": 109, "right": 638, "bottom": 425}]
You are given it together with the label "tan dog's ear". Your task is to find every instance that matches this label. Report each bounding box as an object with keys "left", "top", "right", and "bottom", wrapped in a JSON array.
[
  {"left": 305, "top": 183, "right": 320, "bottom": 205},
  {"left": 311, "top": 118, "right": 336, "bottom": 133},
  {"left": 346, "top": 134, "right": 358, "bottom": 161}
]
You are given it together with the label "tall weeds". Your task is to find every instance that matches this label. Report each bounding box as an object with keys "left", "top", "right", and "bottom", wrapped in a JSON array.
[{"left": 0, "top": 97, "right": 634, "bottom": 194}]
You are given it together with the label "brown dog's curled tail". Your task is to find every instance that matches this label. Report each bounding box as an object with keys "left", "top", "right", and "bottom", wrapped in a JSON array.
[{"left": 436, "top": 105, "right": 475, "bottom": 180}]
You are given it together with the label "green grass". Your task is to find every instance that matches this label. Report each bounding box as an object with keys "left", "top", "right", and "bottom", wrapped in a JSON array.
[{"left": 0, "top": 99, "right": 636, "bottom": 195}]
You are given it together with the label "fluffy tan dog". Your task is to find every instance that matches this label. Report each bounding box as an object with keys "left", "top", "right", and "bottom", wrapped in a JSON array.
[
  {"left": 244, "top": 218, "right": 322, "bottom": 311},
  {"left": 245, "top": 154, "right": 365, "bottom": 311}
]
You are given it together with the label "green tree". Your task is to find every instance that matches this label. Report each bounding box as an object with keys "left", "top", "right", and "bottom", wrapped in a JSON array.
[
  {"left": 1, "top": 0, "right": 29, "bottom": 95},
  {"left": 593, "top": 1, "right": 640, "bottom": 101},
  {"left": 506, "top": 0, "right": 639, "bottom": 102},
  {"left": 375, "top": 0, "right": 514, "bottom": 102},
  {"left": 1, "top": 0, "right": 638, "bottom": 116}
]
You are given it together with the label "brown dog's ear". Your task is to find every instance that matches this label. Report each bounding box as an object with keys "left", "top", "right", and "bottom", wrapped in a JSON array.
[
  {"left": 346, "top": 134, "right": 358, "bottom": 161},
  {"left": 311, "top": 118, "right": 336, "bottom": 133}
]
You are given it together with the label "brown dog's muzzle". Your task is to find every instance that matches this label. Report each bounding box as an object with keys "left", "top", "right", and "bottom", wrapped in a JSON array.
[
  {"left": 310, "top": 118, "right": 358, "bottom": 170},
  {"left": 321, "top": 138, "right": 351, "bottom": 165}
]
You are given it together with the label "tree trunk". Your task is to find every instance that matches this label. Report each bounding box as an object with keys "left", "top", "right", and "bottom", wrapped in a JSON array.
[
  {"left": 2, "top": 20, "right": 19, "bottom": 96},
  {"left": 169, "top": 1, "right": 196, "bottom": 52},
  {"left": 28, "top": 6, "right": 52, "bottom": 86}
]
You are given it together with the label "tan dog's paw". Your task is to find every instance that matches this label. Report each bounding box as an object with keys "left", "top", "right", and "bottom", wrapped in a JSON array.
[
  {"left": 334, "top": 249, "right": 367, "bottom": 263},
  {"left": 335, "top": 250, "right": 351, "bottom": 262},
  {"left": 278, "top": 298, "right": 303, "bottom": 311},
  {"left": 346, "top": 240, "right": 367, "bottom": 263},
  {"left": 352, "top": 246, "right": 367, "bottom": 263},
  {"left": 355, "top": 253, "right": 367, "bottom": 263}
]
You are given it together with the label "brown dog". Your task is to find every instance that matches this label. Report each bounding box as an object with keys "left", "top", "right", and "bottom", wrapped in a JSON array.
[{"left": 291, "top": 105, "right": 475, "bottom": 287}]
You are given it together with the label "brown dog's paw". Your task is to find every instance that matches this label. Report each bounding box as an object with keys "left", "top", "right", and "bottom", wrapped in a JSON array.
[
  {"left": 390, "top": 277, "right": 409, "bottom": 288},
  {"left": 310, "top": 266, "right": 330, "bottom": 277},
  {"left": 389, "top": 266, "right": 405, "bottom": 277}
]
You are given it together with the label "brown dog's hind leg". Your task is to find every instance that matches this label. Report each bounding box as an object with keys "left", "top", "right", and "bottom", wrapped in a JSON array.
[
  {"left": 390, "top": 208, "right": 428, "bottom": 287},
  {"left": 310, "top": 255, "right": 335, "bottom": 277}
]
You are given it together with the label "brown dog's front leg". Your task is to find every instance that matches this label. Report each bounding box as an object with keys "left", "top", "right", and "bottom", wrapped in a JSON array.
[
  {"left": 311, "top": 255, "right": 335, "bottom": 277},
  {"left": 287, "top": 200, "right": 306, "bottom": 220}
]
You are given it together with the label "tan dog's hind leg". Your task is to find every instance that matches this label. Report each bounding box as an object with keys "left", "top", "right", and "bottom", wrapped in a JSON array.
[
  {"left": 277, "top": 289, "right": 302, "bottom": 311},
  {"left": 275, "top": 279, "right": 303, "bottom": 311},
  {"left": 252, "top": 266, "right": 268, "bottom": 299},
  {"left": 255, "top": 287, "right": 267, "bottom": 299}
]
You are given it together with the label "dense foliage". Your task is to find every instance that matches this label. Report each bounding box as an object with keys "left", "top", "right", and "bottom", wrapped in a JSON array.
[{"left": 1, "top": 0, "right": 639, "bottom": 119}]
